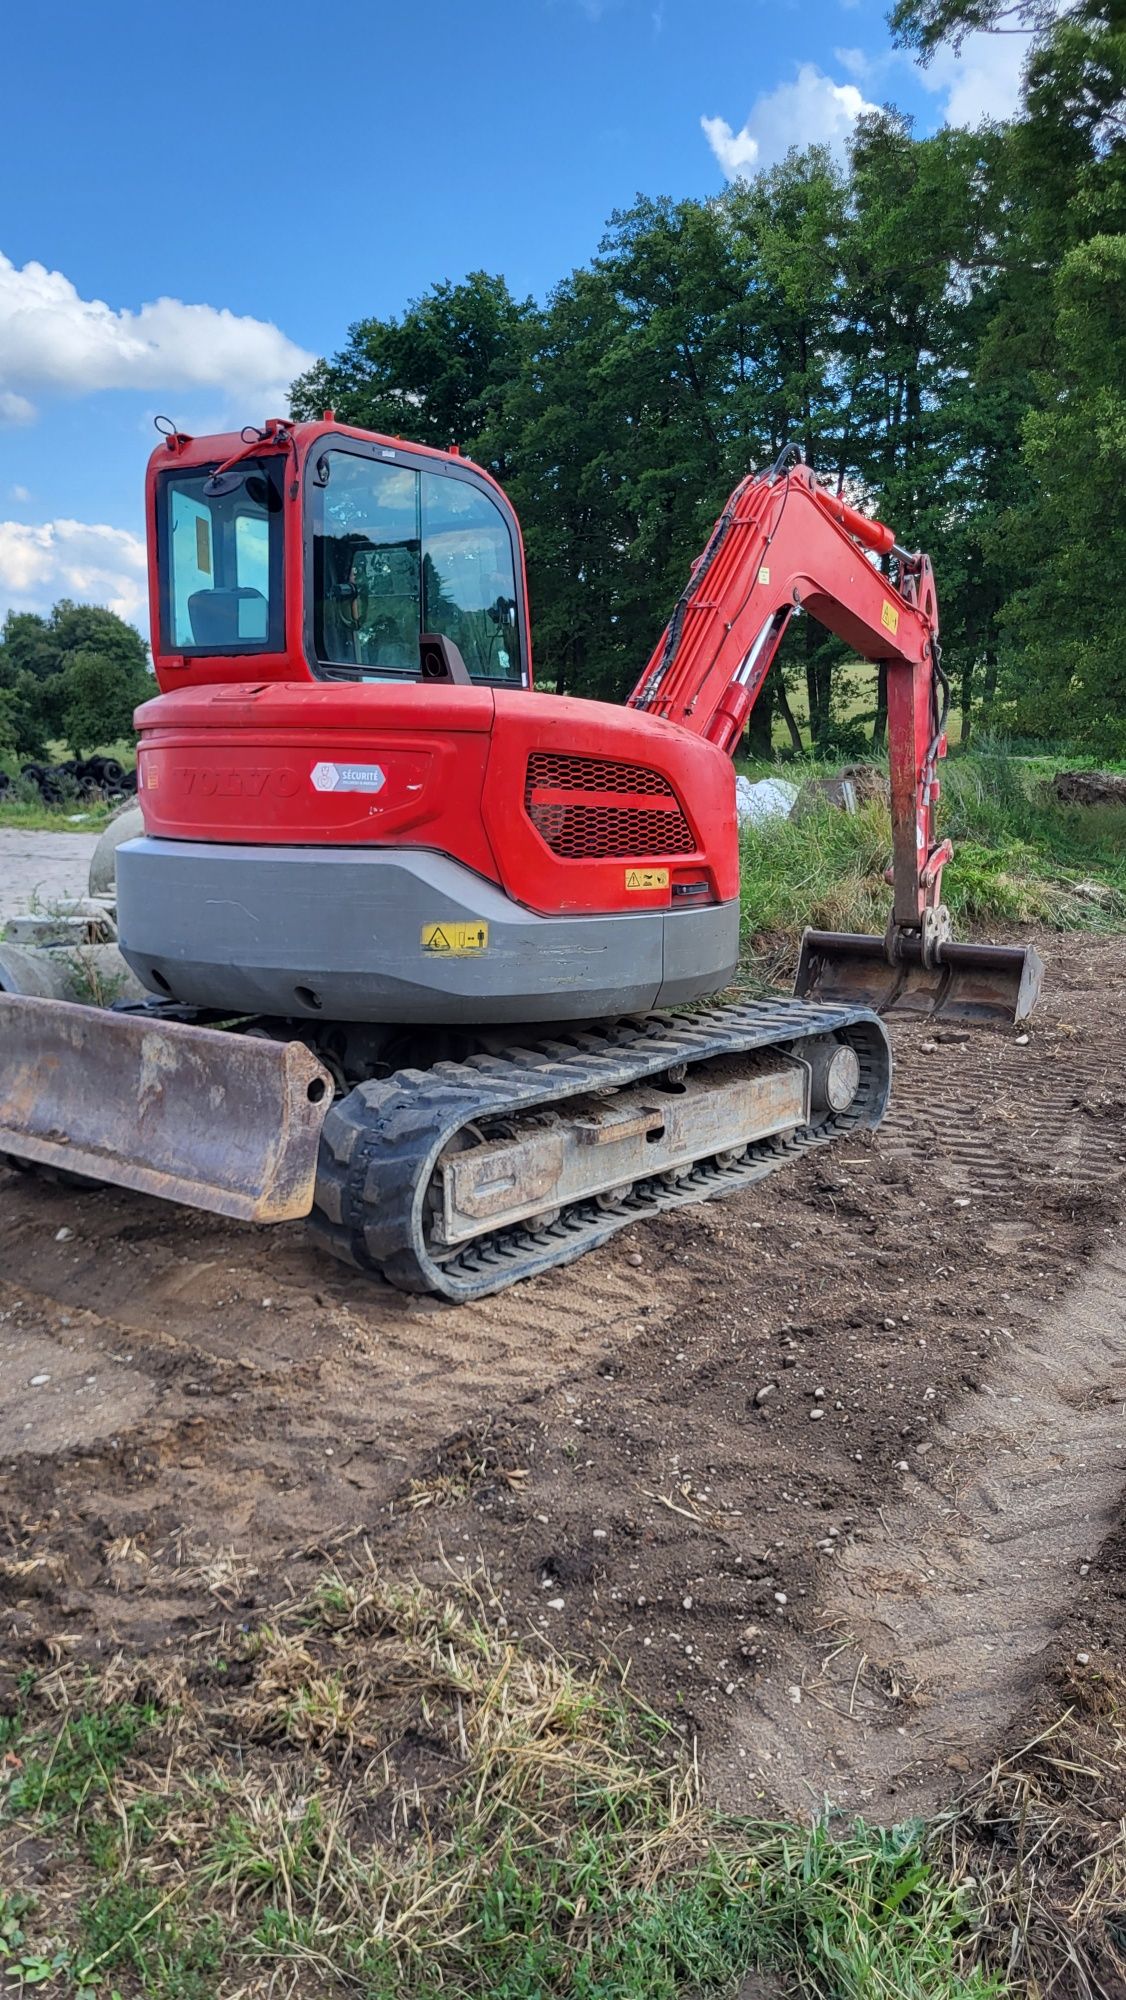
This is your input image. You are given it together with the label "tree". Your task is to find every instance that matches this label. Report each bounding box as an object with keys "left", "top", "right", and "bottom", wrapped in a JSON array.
[
  {"left": 995, "top": 0, "right": 1126, "bottom": 741},
  {"left": 289, "top": 272, "right": 539, "bottom": 477},
  {"left": 890, "top": 0, "right": 1055, "bottom": 59},
  {"left": 60, "top": 647, "right": 152, "bottom": 756},
  {"left": 0, "top": 601, "right": 150, "bottom": 760}
]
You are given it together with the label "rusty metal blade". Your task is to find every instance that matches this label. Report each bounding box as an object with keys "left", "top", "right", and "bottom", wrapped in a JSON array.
[
  {"left": 794, "top": 929, "right": 1044, "bottom": 1025},
  {"left": 0, "top": 995, "right": 333, "bottom": 1221}
]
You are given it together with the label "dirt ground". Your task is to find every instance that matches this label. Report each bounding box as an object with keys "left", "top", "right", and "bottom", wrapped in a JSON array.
[{"left": 2, "top": 926, "right": 1125, "bottom": 1825}]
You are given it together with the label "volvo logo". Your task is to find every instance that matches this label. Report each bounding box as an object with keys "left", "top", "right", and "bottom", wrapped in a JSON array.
[{"left": 172, "top": 767, "right": 301, "bottom": 798}]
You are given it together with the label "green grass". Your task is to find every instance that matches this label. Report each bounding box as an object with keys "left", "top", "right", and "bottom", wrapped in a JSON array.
[
  {"left": 0, "top": 795, "right": 122, "bottom": 832},
  {"left": 0, "top": 1556, "right": 1000, "bottom": 2000},
  {"left": 735, "top": 746, "right": 1126, "bottom": 987},
  {"left": 5, "top": 1701, "right": 156, "bottom": 1822}
]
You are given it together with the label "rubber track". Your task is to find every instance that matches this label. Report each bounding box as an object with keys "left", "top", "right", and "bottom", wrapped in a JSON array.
[{"left": 310, "top": 1000, "right": 892, "bottom": 1303}]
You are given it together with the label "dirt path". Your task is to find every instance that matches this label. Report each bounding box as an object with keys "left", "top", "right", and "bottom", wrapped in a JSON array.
[
  {"left": 0, "top": 827, "right": 99, "bottom": 921},
  {"left": 1, "top": 926, "right": 1124, "bottom": 1821}
]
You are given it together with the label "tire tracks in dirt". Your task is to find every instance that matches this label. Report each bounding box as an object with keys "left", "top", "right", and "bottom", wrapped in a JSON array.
[{"left": 738, "top": 1235, "right": 1126, "bottom": 1813}]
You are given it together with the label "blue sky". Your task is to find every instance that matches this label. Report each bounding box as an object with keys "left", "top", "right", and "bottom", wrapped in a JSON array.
[{"left": 0, "top": 0, "right": 1027, "bottom": 633}]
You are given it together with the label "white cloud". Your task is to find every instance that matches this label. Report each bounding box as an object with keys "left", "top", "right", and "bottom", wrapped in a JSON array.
[
  {"left": 834, "top": 45, "right": 874, "bottom": 80},
  {"left": 922, "top": 30, "right": 1029, "bottom": 124},
  {"left": 8, "top": 485, "right": 30, "bottom": 503},
  {"left": 0, "top": 252, "right": 315, "bottom": 425},
  {"left": 702, "top": 63, "right": 879, "bottom": 177},
  {"left": 0, "top": 390, "right": 35, "bottom": 426},
  {"left": 0, "top": 519, "right": 148, "bottom": 624}
]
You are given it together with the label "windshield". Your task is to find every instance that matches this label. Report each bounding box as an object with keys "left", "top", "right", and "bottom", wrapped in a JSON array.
[
  {"left": 158, "top": 457, "right": 284, "bottom": 655},
  {"left": 311, "top": 449, "right": 524, "bottom": 683}
]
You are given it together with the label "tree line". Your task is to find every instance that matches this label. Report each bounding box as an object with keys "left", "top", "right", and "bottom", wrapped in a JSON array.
[{"left": 291, "top": 0, "right": 1125, "bottom": 755}]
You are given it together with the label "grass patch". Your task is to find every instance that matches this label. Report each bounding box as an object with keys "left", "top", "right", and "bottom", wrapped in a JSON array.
[
  {"left": 0, "top": 1553, "right": 1000, "bottom": 1999},
  {"left": 736, "top": 748, "right": 1126, "bottom": 987},
  {"left": 0, "top": 796, "right": 121, "bottom": 833}
]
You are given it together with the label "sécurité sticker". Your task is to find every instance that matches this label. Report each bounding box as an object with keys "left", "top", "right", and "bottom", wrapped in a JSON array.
[{"left": 624, "top": 869, "right": 669, "bottom": 891}]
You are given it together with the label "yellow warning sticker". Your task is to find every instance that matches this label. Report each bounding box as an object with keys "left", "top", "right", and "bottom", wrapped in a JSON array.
[
  {"left": 881, "top": 600, "right": 900, "bottom": 634},
  {"left": 624, "top": 868, "right": 669, "bottom": 892},
  {"left": 421, "top": 921, "right": 489, "bottom": 955},
  {"left": 758, "top": 566, "right": 771, "bottom": 585}
]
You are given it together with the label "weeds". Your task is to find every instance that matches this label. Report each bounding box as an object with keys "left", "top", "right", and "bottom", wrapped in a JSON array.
[
  {"left": 942, "top": 1654, "right": 1126, "bottom": 1998},
  {"left": 0, "top": 790, "right": 120, "bottom": 834},
  {"left": 737, "top": 748, "right": 1126, "bottom": 986},
  {"left": 6, "top": 1699, "right": 156, "bottom": 1821},
  {"left": 0, "top": 1552, "right": 1000, "bottom": 1998}
]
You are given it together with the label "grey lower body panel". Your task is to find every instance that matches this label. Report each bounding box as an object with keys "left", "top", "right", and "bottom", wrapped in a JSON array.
[{"left": 116, "top": 838, "right": 740, "bottom": 1025}]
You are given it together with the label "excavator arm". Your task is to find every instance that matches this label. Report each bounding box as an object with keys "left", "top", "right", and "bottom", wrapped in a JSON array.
[{"left": 631, "top": 451, "right": 1042, "bottom": 1022}]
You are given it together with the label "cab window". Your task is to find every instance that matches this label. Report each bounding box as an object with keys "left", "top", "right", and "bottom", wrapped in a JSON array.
[
  {"left": 160, "top": 459, "right": 284, "bottom": 654},
  {"left": 422, "top": 475, "right": 521, "bottom": 682},
  {"left": 311, "top": 449, "right": 523, "bottom": 683}
]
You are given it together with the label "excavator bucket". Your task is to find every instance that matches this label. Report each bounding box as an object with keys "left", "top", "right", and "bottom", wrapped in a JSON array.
[
  {"left": 0, "top": 995, "right": 333, "bottom": 1220},
  {"left": 793, "top": 929, "right": 1044, "bottom": 1026}
]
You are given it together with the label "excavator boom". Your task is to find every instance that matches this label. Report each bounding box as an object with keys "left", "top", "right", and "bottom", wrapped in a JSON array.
[{"left": 630, "top": 452, "right": 1042, "bottom": 1023}]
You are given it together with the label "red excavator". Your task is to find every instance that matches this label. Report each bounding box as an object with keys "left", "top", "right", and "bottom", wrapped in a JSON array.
[{"left": 0, "top": 419, "right": 1041, "bottom": 1300}]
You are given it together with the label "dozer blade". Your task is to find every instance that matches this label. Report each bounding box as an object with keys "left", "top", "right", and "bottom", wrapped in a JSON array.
[
  {"left": 0, "top": 995, "right": 333, "bottom": 1221},
  {"left": 794, "top": 929, "right": 1044, "bottom": 1025}
]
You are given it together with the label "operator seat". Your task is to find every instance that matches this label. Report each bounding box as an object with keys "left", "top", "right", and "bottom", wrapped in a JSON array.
[{"left": 188, "top": 588, "right": 268, "bottom": 646}]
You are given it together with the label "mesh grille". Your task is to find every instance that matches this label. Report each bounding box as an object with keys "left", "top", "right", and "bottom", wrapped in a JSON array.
[{"left": 525, "top": 752, "right": 696, "bottom": 859}]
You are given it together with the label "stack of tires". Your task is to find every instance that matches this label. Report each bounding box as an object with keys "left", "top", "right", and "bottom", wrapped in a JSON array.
[{"left": 15, "top": 758, "right": 138, "bottom": 805}]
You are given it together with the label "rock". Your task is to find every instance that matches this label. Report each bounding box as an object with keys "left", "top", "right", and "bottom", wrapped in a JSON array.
[
  {"left": 625, "top": 1252, "right": 644, "bottom": 1268},
  {"left": 55, "top": 1227, "right": 74, "bottom": 1243},
  {"left": 946, "top": 1751, "right": 970, "bottom": 1772},
  {"left": 547, "top": 1597, "right": 565, "bottom": 1611},
  {"left": 29, "top": 1374, "right": 50, "bottom": 1387},
  {"left": 809, "top": 1407, "right": 825, "bottom": 1421},
  {"left": 754, "top": 1383, "right": 776, "bottom": 1405},
  {"left": 782, "top": 1354, "right": 797, "bottom": 1369},
  {"left": 682, "top": 1595, "right": 694, "bottom": 1610},
  {"left": 735, "top": 775, "right": 800, "bottom": 826},
  {"left": 1075, "top": 1651, "right": 1091, "bottom": 1666},
  {"left": 792, "top": 763, "right": 889, "bottom": 821}
]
